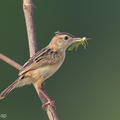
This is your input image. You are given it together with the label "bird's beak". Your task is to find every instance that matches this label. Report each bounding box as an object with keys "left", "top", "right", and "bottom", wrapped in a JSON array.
[
  {"left": 72, "top": 37, "right": 82, "bottom": 43},
  {"left": 72, "top": 37, "right": 91, "bottom": 43}
]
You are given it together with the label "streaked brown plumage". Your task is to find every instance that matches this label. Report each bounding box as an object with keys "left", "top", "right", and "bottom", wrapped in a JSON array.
[{"left": 0, "top": 32, "right": 81, "bottom": 107}]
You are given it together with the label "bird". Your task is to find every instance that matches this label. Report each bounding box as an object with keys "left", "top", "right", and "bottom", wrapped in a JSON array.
[{"left": 0, "top": 31, "right": 82, "bottom": 108}]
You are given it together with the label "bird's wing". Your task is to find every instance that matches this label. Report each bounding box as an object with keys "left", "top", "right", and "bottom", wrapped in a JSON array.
[{"left": 19, "top": 47, "right": 61, "bottom": 76}]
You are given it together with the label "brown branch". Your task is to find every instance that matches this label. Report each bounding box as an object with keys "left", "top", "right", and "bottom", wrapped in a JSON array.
[
  {"left": 23, "top": 0, "right": 59, "bottom": 120},
  {"left": 23, "top": 0, "right": 37, "bottom": 56},
  {"left": 0, "top": 53, "right": 22, "bottom": 70},
  {"left": 0, "top": 53, "right": 59, "bottom": 120},
  {"left": 0, "top": 0, "right": 59, "bottom": 119}
]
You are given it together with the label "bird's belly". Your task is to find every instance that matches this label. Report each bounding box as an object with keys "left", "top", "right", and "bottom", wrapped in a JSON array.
[{"left": 32, "top": 62, "right": 63, "bottom": 81}]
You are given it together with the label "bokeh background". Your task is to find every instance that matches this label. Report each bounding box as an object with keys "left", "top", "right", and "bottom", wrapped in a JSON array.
[{"left": 0, "top": 0, "right": 120, "bottom": 120}]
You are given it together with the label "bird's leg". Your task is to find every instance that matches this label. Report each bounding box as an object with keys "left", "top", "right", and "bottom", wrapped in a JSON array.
[
  {"left": 41, "top": 81, "right": 45, "bottom": 86},
  {"left": 38, "top": 85, "right": 56, "bottom": 109},
  {"left": 34, "top": 80, "right": 56, "bottom": 109}
]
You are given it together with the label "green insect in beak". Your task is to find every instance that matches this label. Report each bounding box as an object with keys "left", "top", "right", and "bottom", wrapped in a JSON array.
[{"left": 68, "top": 37, "right": 91, "bottom": 51}]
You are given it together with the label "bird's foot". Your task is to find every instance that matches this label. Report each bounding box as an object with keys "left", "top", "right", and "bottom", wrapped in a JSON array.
[{"left": 42, "top": 100, "right": 56, "bottom": 110}]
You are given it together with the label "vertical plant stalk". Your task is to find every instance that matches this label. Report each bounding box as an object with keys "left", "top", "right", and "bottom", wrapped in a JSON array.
[
  {"left": 23, "top": 0, "right": 37, "bottom": 56},
  {"left": 23, "top": 0, "right": 59, "bottom": 120},
  {"left": 0, "top": 0, "right": 59, "bottom": 120}
]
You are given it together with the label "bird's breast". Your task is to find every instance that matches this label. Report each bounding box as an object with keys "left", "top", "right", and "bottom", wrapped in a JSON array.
[
  {"left": 33, "top": 60, "right": 64, "bottom": 81},
  {"left": 30, "top": 53, "right": 65, "bottom": 82}
]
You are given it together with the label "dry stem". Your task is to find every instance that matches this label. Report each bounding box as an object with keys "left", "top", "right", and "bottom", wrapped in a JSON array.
[
  {"left": 0, "top": 0, "right": 59, "bottom": 120},
  {"left": 0, "top": 53, "right": 22, "bottom": 70},
  {"left": 23, "top": 0, "right": 37, "bottom": 56},
  {"left": 23, "top": 0, "right": 59, "bottom": 120}
]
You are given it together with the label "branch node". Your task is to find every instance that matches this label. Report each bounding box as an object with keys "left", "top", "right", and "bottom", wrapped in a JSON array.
[{"left": 23, "top": 3, "right": 36, "bottom": 9}]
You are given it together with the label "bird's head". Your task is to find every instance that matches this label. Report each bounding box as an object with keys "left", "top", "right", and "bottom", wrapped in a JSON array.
[{"left": 48, "top": 31, "right": 81, "bottom": 51}]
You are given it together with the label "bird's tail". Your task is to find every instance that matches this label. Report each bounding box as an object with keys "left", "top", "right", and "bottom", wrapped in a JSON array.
[{"left": 0, "top": 78, "right": 21, "bottom": 99}]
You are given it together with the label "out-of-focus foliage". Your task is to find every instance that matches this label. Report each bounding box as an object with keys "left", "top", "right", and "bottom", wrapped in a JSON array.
[{"left": 0, "top": 0, "right": 120, "bottom": 120}]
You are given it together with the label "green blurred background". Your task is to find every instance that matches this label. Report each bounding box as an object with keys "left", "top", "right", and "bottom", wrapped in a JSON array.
[{"left": 0, "top": 0, "right": 120, "bottom": 120}]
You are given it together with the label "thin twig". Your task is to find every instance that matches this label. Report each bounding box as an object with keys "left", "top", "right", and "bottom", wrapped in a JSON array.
[
  {"left": 0, "top": 1, "right": 59, "bottom": 120},
  {"left": 0, "top": 53, "right": 59, "bottom": 120},
  {"left": 0, "top": 53, "right": 22, "bottom": 70},
  {"left": 23, "top": 0, "right": 37, "bottom": 56},
  {"left": 23, "top": 0, "right": 59, "bottom": 120}
]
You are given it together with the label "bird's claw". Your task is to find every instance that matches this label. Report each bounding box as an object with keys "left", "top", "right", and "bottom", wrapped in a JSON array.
[{"left": 42, "top": 100, "right": 56, "bottom": 110}]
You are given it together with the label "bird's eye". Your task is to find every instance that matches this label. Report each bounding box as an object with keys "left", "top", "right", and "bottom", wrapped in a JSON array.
[{"left": 64, "top": 36, "right": 69, "bottom": 40}]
